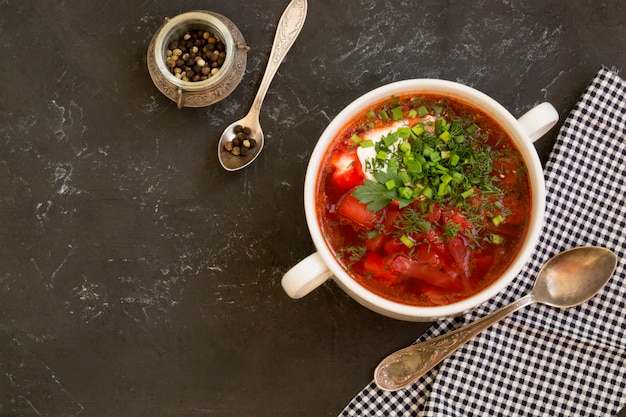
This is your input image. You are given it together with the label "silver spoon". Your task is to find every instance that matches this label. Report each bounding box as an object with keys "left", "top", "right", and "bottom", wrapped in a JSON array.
[
  {"left": 217, "top": 0, "right": 307, "bottom": 171},
  {"left": 374, "top": 246, "right": 617, "bottom": 391}
]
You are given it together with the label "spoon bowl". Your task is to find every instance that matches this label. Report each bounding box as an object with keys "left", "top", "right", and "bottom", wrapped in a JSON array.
[
  {"left": 532, "top": 246, "right": 616, "bottom": 307},
  {"left": 217, "top": 0, "right": 307, "bottom": 171},
  {"left": 374, "top": 246, "right": 617, "bottom": 391},
  {"left": 218, "top": 114, "right": 264, "bottom": 171}
]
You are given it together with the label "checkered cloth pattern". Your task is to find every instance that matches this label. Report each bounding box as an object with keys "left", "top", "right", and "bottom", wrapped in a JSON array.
[{"left": 340, "top": 66, "right": 626, "bottom": 417}]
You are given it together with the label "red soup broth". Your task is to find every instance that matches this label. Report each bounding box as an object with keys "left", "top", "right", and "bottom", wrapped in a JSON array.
[{"left": 316, "top": 94, "right": 531, "bottom": 307}]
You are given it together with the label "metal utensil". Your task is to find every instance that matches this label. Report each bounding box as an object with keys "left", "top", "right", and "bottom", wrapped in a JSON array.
[
  {"left": 374, "top": 246, "right": 617, "bottom": 391},
  {"left": 217, "top": 0, "right": 307, "bottom": 171}
]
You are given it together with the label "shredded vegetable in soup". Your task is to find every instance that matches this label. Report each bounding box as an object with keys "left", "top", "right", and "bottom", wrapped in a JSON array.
[{"left": 316, "top": 94, "right": 531, "bottom": 306}]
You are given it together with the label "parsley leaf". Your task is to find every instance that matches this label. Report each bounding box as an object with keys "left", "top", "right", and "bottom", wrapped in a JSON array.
[{"left": 352, "top": 180, "right": 395, "bottom": 211}]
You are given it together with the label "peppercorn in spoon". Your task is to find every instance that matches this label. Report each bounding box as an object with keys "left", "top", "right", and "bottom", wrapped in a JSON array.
[{"left": 217, "top": 0, "right": 307, "bottom": 171}]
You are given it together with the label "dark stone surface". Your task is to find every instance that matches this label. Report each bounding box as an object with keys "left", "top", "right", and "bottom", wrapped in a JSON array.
[{"left": 1, "top": 0, "right": 624, "bottom": 416}]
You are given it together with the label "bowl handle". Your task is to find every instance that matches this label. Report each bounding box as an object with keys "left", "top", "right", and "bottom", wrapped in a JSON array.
[
  {"left": 282, "top": 252, "right": 333, "bottom": 299},
  {"left": 517, "top": 102, "right": 559, "bottom": 143}
]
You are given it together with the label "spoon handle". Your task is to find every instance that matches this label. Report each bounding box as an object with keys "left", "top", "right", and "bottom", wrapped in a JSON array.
[
  {"left": 250, "top": 0, "right": 307, "bottom": 115},
  {"left": 374, "top": 294, "right": 535, "bottom": 391}
]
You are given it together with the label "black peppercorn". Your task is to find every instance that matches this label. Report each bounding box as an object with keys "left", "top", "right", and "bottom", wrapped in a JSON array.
[
  {"left": 165, "top": 29, "right": 227, "bottom": 82},
  {"left": 224, "top": 125, "right": 257, "bottom": 157}
]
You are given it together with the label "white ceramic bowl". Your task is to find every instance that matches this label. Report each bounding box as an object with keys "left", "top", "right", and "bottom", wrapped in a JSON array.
[{"left": 283, "top": 79, "right": 558, "bottom": 321}]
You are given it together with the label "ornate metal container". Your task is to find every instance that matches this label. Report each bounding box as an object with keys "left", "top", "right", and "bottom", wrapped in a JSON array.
[{"left": 147, "top": 11, "right": 248, "bottom": 108}]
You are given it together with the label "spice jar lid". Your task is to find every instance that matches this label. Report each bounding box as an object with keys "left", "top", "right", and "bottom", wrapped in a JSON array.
[{"left": 147, "top": 10, "right": 249, "bottom": 108}]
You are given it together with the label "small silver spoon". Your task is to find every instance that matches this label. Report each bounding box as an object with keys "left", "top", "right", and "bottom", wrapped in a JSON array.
[
  {"left": 374, "top": 246, "right": 617, "bottom": 391},
  {"left": 217, "top": 0, "right": 307, "bottom": 171}
]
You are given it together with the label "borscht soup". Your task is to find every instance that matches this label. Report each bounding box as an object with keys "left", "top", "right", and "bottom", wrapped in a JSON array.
[{"left": 316, "top": 94, "right": 531, "bottom": 307}]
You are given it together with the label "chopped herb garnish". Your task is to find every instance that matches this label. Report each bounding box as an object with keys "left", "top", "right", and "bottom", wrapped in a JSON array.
[
  {"left": 351, "top": 134, "right": 362, "bottom": 144},
  {"left": 340, "top": 245, "right": 367, "bottom": 262},
  {"left": 412, "top": 124, "right": 425, "bottom": 136},
  {"left": 443, "top": 220, "right": 463, "bottom": 238},
  {"left": 492, "top": 214, "right": 504, "bottom": 226},
  {"left": 352, "top": 179, "right": 395, "bottom": 211},
  {"left": 394, "top": 208, "right": 431, "bottom": 235},
  {"left": 400, "top": 234, "right": 415, "bottom": 248},
  {"left": 461, "top": 188, "right": 474, "bottom": 199},
  {"left": 351, "top": 104, "right": 508, "bottom": 243},
  {"left": 488, "top": 234, "right": 502, "bottom": 244},
  {"left": 391, "top": 106, "right": 404, "bottom": 120}
]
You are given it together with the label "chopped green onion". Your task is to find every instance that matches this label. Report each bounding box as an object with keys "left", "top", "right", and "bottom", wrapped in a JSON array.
[
  {"left": 380, "top": 109, "right": 389, "bottom": 120},
  {"left": 383, "top": 132, "right": 399, "bottom": 147},
  {"left": 377, "top": 150, "right": 388, "bottom": 160},
  {"left": 359, "top": 139, "right": 374, "bottom": 148},
  {"left": 439, "top": 130, "right": 451, "bottom": 143},
  {"left": 399, "top": 141, "right": 412, "bottom": 153},
  {"left": 466, "top": 123, "right": 478, "bottom": 134},
  {"left": 367, "top": 110, "right": 376, "bottom": 118},
  {"left": 398, "top": 171, "right": 411, "bottom": 184},
  {"left": 400, "top": 234, "right": 415, "bottom": 248},
  {"left": 391, "top": 106, "right": 404, "bottom": 120},
  {"left": 434, "top": 163, "right": 449, "bottom": 173},
  {"left": 492, "top": 214, "right": 504, "bottom": 226},
  {"left": 350, "top": 134, "right": 362, "bottom": 144},
  {"left": 452, "top": 172, "right": 464, "bottom": 184},
  {"left": 450, "top": 154, "right": 460, "bottom": 166},
  {"left": 385, "top": 179, "right": 396, "bottom": 190},
  {"left": 435, "top": 117, "right": 449, "bottom": 134},
  {"left": 398, "top": 187, "right": 413, "bottom": 200},
  {"left": 489, "top": 234, "right": 502, "bottom": 244},
  {"left": 408, "top": 109, "right": 418, "bottom": 119},
  {"left": 417, "top": 105, "right": 429, "bottom": 117},
  {"left": 461, "top": 188, "right": 474, "bottom": 199},
  {"left": 412, "top": 185, "right": 424, "bottom": 198},
  {"left": 407, "top": 161, "right": 422, "bottom": 174},
  {"left": 411, "top": 124, "right": 425, "bottom": 136},
  {"left": 397, "top": 127, "right": 411, "bottom": 138},
  {"left": 421, "top": 187, "right": 434, "bottom": 199}
]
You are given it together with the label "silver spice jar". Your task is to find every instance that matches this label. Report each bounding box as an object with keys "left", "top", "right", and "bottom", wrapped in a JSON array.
[{"left": 147, "top": 10, "right": 249, "bottom": 109}]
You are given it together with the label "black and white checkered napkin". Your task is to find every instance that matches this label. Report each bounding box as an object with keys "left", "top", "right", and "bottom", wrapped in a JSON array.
[{"left": 340, "top": 66, "right": 626, "bottom": 417}]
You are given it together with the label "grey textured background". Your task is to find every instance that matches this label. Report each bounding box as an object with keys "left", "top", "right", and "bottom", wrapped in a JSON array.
[{"left": 1, "top": 0, "right": 624, "bottom": 416}]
